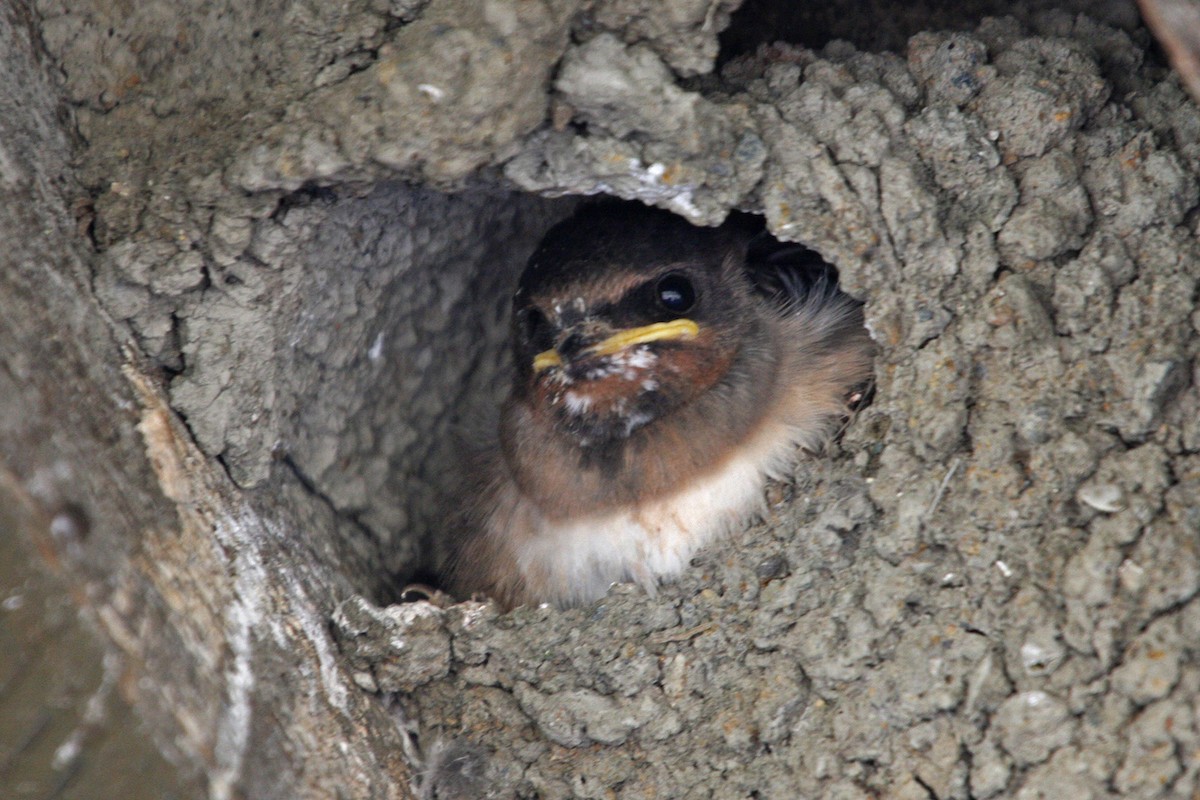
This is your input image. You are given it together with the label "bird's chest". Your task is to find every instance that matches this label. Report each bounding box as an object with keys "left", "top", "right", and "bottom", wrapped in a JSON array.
[{"left": 506, "top": 419, "right": 798, "bottom": 606}]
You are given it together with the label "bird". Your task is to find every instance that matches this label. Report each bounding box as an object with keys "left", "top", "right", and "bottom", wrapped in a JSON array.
[{"left": 444, "top": 201, "right": 874, "bottom": 610}]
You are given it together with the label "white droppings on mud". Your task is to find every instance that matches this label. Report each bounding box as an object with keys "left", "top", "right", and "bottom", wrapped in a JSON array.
[
  {"left": 210, "top": 516, "right": 265, "bottom": 800},
  {"left": 208, "top": 513, "right": 352, "bottom": 800},
  {"left": 51, "top": 651, "right": 122, "bottom": 771},
  {"left": 368, "top": 331, "right": 385, "bottom": 363},
  {"left": 456, "top": 602, "right": 492, "bottom": 631},
  {"left": 1077, "top": 482, "right": 1125, "bottom": 513},
  {"left": 665, "top": 191, "right": 701, "bottom": 219},
  {"left": 416, "top": 84, "right": 445, "bottom": 101},
  {"left": 262, "top": 516, "right": 349, "bottom": 716}
]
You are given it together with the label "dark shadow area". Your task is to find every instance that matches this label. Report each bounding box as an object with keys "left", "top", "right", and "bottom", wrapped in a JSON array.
[{"left": 719, "top": 0, "right": 1142, "bottom": 59}]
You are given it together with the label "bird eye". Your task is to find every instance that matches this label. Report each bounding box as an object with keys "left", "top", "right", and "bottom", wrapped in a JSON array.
[{"left": 655, "top": 273, "right": 696, "bottom": 315}]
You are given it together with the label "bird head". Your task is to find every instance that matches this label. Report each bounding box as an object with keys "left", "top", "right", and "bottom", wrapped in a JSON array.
[{"left": 509, "top": 203, "right": 761, "bottom": 446}]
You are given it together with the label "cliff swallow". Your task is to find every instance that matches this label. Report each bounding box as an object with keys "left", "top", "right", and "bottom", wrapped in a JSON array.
[{"left": 446, "top": 202, "right": 873, "bottom": 609}]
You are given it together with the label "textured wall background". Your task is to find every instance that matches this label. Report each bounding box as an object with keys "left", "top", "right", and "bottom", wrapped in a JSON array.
[{"left": 3, "top": 0, "right": 1198, "bottom": 798}]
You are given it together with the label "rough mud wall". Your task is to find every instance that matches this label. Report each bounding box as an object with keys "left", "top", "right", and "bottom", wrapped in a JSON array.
[
  {"left": 0, "top": 4, "right": 424, "bottom": 798},
  {"left": 353, "top": 12, "right": 1200, "bottom": 798},
  {"left": 10, "top": 0, "right": 740, "bottom": 796},
  {"left": 162, "top": 184, "right": 566, "bottom": 577},
  {"left": 9, "top": 1, "right": 1200, "bottom": 799}
]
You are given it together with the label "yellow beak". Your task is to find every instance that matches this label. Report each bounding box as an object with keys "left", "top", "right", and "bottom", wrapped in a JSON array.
[{"left": 532, "top": 318, "right": 700, "bottom": 373}]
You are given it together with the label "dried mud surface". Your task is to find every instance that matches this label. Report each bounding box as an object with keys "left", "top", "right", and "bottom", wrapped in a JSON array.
[
  {"left": 386, "top": 15, "right": 1200, "bottom": 800},
  {"left": 31, "top": 0, "right": 1200, "bottom": 797}
]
